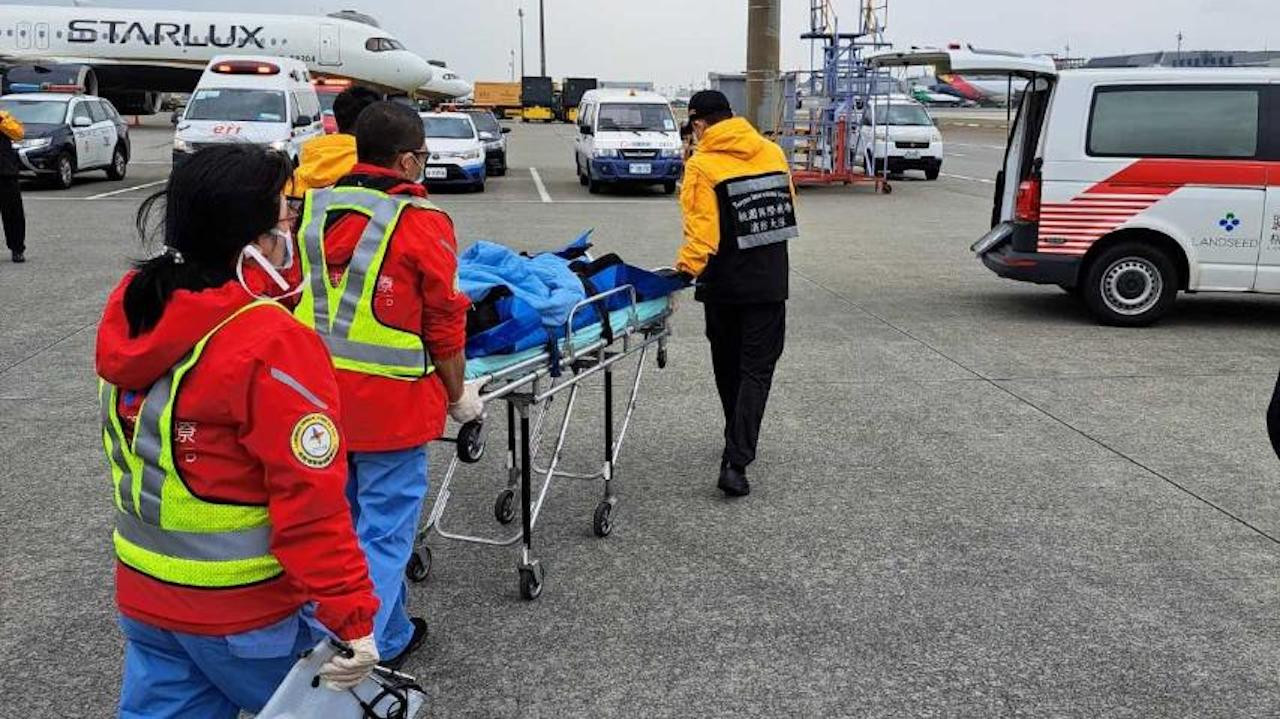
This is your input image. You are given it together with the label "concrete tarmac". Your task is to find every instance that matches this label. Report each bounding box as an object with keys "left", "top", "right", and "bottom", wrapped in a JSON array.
[{"left": 0, "top": 120, "right": 1277, "bottom": 718}]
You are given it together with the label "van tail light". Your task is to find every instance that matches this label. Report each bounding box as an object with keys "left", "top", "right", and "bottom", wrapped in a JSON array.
[{"left": 1015, "top": 176, "right": 1041, "bottom": 223}]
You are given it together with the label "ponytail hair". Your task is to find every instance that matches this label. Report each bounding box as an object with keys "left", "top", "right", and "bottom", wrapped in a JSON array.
[{"left": 123, "top": 145, "right": 291, "bottom": 336}]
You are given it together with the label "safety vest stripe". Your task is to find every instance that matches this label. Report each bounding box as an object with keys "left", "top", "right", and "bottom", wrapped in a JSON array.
[
  {"left": 738, "top": 225, "right": 799, "bottom": 250},
  {"left": 332, "top": 198, "right": 400, "bottom": 337},
  {"left": 269, "top": 367, "right": 328, "bottom": 411},
  {"left": 132, "top": 366, "right": 180, "bottom": 526},
  {"left": 116, "top": 510, "right": 272, "bottom": 562},
  {"left": 725, "top": 173, "right": 791, "bottom": 196},
  {"left": 323, "top": 334, "right": 426, "bottom": 371},
  {"left": 99, "top": 383, "right": 131, "bottom": 513}
]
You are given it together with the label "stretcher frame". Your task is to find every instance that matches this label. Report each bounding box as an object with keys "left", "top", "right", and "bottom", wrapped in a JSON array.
[{"left": 409, "top": 283, "right": 673, "bottom": 600}]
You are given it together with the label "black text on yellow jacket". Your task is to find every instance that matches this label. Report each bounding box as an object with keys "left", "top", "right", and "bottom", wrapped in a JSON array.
[{"left": 676, "top": 116, "right": 796, "bottom": 304}]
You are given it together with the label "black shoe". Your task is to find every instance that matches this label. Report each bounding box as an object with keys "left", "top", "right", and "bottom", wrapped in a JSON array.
[
  {"left": 10, "top": 252, "right": 23, "bottom": 263},
  {"left": 717, "top": 464, "right": 750, "bottom": 497},
  {"left": 380, "top": 617, "right": 428, "bottom": 670}
]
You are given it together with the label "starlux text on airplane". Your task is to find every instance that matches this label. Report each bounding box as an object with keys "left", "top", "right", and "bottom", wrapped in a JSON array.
[{"left": 66, "top": 20, "right": 267, "bottom": 49}]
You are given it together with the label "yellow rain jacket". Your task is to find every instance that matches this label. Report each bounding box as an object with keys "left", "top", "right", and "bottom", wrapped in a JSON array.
[
  {"left": 288, "top": 133, "right": 357, "bottom": 198},
  {"left": 675, "top": 117, "right": 796, "bottom": 304}
]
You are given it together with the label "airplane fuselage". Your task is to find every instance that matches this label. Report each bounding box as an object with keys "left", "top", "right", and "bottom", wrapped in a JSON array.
[{"left": 0, "top": 6, "right": 432, "bottom": 94}]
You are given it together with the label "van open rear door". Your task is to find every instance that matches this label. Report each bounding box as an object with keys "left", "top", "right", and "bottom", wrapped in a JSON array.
[{"left": 869, "top": 47, "right": 1057, "bottom": 249}]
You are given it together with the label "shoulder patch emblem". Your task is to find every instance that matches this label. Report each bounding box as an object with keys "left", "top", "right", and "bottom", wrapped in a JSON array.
[{"left": 291, "top": 413, "right": 339, "bottom": 469}]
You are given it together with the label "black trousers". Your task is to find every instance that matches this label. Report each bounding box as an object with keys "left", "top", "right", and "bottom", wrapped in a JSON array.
[
  {"left": 0, "top": 176, "right": 24, "bottom": 254},
  {"left": 703, "top": 301, "right": 786, "bottom": 469}
]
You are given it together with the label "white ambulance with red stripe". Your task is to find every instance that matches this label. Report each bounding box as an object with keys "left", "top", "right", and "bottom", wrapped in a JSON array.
[{"left": 875, "top": 48, "right": 1280, "bottom": 326}]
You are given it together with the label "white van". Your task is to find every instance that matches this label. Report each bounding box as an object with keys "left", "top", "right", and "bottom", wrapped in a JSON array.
[
  {"left": 574, "top": 88, "right": 683, "bottom": 194},
  {"left": 874, "top": 47, "right": 1280, "bottom": 325},
  {"left": 173, "top": 56, "right": 323, "bottom": 165},
  {"left": 854, "top": 94, "right": 945, "bottom": 180}
]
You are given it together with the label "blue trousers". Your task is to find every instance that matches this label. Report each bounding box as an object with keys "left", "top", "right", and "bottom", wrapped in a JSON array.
[
  {"left": 118, "top": 612, "right": 315, "bottom": 719},
  {"left": 347, "top": 446, "right": 429, "bottom": 658}
]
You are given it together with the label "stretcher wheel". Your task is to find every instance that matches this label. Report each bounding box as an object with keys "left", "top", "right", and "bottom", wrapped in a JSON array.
[
  {"left": 656, "top": 348, "right": 668, "bottom": 369},
  {"left": 592, "top": 501, "right": 613, "bottom": 537},
  {"left": 519, "top": 564, "right": 544, "bottom": 600},
  {"left": 881, "top": 182, "right": 893, "bottom": 195},
  {"left": 405, "top": 547, "right": 431, "bottom": 583},
  {"left": 494, "top": 489, "right": 516, "bottom": 524},
  {"left": 457, "top": 420, "right": 486, "bottom": 463}
]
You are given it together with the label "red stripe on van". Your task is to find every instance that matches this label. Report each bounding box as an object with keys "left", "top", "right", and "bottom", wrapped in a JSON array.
[{"left": 1086, "top": 158, "right": 1273, "bottom": 196}]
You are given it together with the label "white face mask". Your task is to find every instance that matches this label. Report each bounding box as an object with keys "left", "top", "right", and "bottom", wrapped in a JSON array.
[{"left": 236, "top": 228, "right": 301, "bottom": 300}]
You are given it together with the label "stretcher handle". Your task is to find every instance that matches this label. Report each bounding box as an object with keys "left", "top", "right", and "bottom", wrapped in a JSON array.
[{"left": 564, "top": 284, "right": 639, "bottom": 360}]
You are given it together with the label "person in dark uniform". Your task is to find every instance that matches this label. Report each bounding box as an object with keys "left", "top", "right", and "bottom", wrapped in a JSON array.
[
  {"left": 0, "top": 108, "right": 25, "bottom": 263},
  {"left": 673, "top": 91, "right": 797, "bottom": 497}
]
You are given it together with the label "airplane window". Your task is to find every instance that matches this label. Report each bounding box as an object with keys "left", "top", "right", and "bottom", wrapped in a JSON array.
[{"left": 365, "top": 37, "right": 405, "bottom": 52}]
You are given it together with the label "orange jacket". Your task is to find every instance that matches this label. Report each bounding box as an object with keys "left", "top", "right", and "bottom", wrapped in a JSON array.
[{"left": 0, "top": 111, "right": 24, "bottom": 142}]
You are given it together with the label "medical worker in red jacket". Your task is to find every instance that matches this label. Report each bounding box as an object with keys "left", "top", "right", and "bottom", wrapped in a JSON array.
[
  {"left": 96, "top": 145, "right": 381, "bottom": 718},
  {"left": 293, "top": 101, "right": 478, "bottom": 666}
]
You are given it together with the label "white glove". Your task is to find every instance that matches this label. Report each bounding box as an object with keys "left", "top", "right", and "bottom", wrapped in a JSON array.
[
  {"left": 448, "top": 382, "right": 484, "bottom": 424},
  {"left": 318, "top": 634, "right": 379, "bottom": 692}
]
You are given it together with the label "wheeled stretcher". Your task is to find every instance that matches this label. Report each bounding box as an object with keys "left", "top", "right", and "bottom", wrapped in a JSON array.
[{"left": 407, "top": 285, "right": 676, "bottom": 599}]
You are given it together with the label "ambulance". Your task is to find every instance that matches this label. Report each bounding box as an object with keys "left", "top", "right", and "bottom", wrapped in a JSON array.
[
  {"left": 873, "top": 47, "right": 1280, "bottom": 326},
  {"left": 173, "top": 56, "right": 323, "bottom": 165}
]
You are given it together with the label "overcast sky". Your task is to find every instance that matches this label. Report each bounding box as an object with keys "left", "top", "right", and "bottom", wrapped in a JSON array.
[{"left": 38, "top": 0, "right": 1280, "bottom": 89}]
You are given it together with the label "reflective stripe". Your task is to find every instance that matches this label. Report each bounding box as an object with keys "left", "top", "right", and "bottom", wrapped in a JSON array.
[
  {"left": 99, "top": 383, "right": 131, "bottom": 513},
  {"left": 332, "top": 198, "right": 400, "bottom": 337},
  {"left": 738, "top": 225, "right": 799, "bottom": 250},
  {"left": 301, "top": 189, "right": 334, "bottom": 334},
  {"left": 323, "top": 335, "right": 426, "bottom": 372},
  {"left": 725, "top": 173, "right": 791, "bottom": 197},
  {"left": 133, "top": 368, "right": 179, "bottom": 525},
  {"left": 116, "top": 510, "right": 271, "bottom": 562},
  {"left": 269, "top": 367, "right": 328, "bottom": 410}
]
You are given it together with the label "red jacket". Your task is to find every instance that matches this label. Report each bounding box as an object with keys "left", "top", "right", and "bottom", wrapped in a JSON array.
[
  {"left": 320, "top": 164, "right": 469, "bottom": 451},
  {"left": 95, "top": 273, "right": 378, "bottom": 640}
]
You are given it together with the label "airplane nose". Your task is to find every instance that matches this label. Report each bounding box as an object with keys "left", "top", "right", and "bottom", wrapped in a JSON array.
[{"left": 408, "top": 56, "right": 433, "bottom": 87}]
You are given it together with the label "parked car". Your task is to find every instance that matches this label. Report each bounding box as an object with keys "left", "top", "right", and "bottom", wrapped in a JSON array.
[
  {"left": 0, "top": 90, "right": 130, "bottom": 189},
  {"left": 419, "top": 112, "right": 486, "bottom": 192}
]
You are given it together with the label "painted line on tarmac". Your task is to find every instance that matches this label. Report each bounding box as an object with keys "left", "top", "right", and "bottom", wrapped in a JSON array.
[
  {"left": 941, "top": 172, "right": 995, "bottom": 184},
  {"left": 529, "top": 167, "right": 553, "bottom": 203},
  {"left": 84, "top": 179, "right": 167, "bottom": 199},
  {"left": 948, "top": 142, "right": 1005, "bottom": 150}
]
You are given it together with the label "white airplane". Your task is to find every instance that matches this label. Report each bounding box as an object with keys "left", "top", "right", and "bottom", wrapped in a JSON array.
[
  {"left": 0, "top": 6, "right": 433, "bottom": 113},
  {"left": 417, "top": 59, "right": 472, "bottom": 103}
]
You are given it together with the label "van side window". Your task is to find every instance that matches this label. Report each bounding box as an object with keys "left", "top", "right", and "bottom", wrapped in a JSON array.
[
  {"left": 1088, "top": 86, "right": 1261, "bottom": 159},
  {"left": 295, "top": 91, "right": 321, "bottom": 122},
  {"left": 86, "top": 100, "right": 109, "bottom": 123}
]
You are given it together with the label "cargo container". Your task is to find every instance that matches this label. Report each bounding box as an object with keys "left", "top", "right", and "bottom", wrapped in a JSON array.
[
  {"left": 521, "top": 76, "right": 555, "bottom": 122},
  {"left": 473, "top": 81, "right": 522, "bottom": 110},
  {"left": 559, "top": 77, "right": 598, "bottom": 123}
]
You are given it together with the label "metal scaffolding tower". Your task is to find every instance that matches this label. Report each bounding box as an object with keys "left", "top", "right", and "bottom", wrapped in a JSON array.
[{"left": 779, "top": 0, "right": 894, "bottom": 191}]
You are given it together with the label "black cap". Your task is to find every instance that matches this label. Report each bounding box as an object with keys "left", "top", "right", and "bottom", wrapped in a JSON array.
[{"left": 687, "top": 90, "right": 732, "bottom": 121}]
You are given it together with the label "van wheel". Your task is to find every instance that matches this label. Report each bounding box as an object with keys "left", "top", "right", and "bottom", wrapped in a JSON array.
[
  {"left": 925, "top": 166, "right": 940, "bottom": 181},
  {"left": 577, "top": 158, "right": 588, "bottom": 186},
  {"left": 587, "top": 175, "right": 602, "bottom": 194},
  {"left": 662, "top": 180, "right": 676, "bottom": 195},
  {"left": 1081, "top": 242, "right": 1177, "bottom": 327},
  {"left": 106, "top": 145, "right": 127, "bottom": 181}
]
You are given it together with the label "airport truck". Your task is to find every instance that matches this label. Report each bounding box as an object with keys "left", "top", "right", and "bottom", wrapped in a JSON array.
[
  {"left": 559, "top": 77, "right": 598, "bottom": 124},
  {"left": 521, "top": 76, "right": 555, "bottom": 123}
]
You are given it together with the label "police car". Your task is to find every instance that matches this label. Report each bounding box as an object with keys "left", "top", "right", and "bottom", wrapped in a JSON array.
[{"left": 0, "top": 89, "right": 130, "bottom": 189}]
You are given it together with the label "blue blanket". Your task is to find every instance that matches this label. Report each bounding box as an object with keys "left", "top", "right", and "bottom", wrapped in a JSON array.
[{"left": 458, "top": 232, "right": 684, "bottom": 366}]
